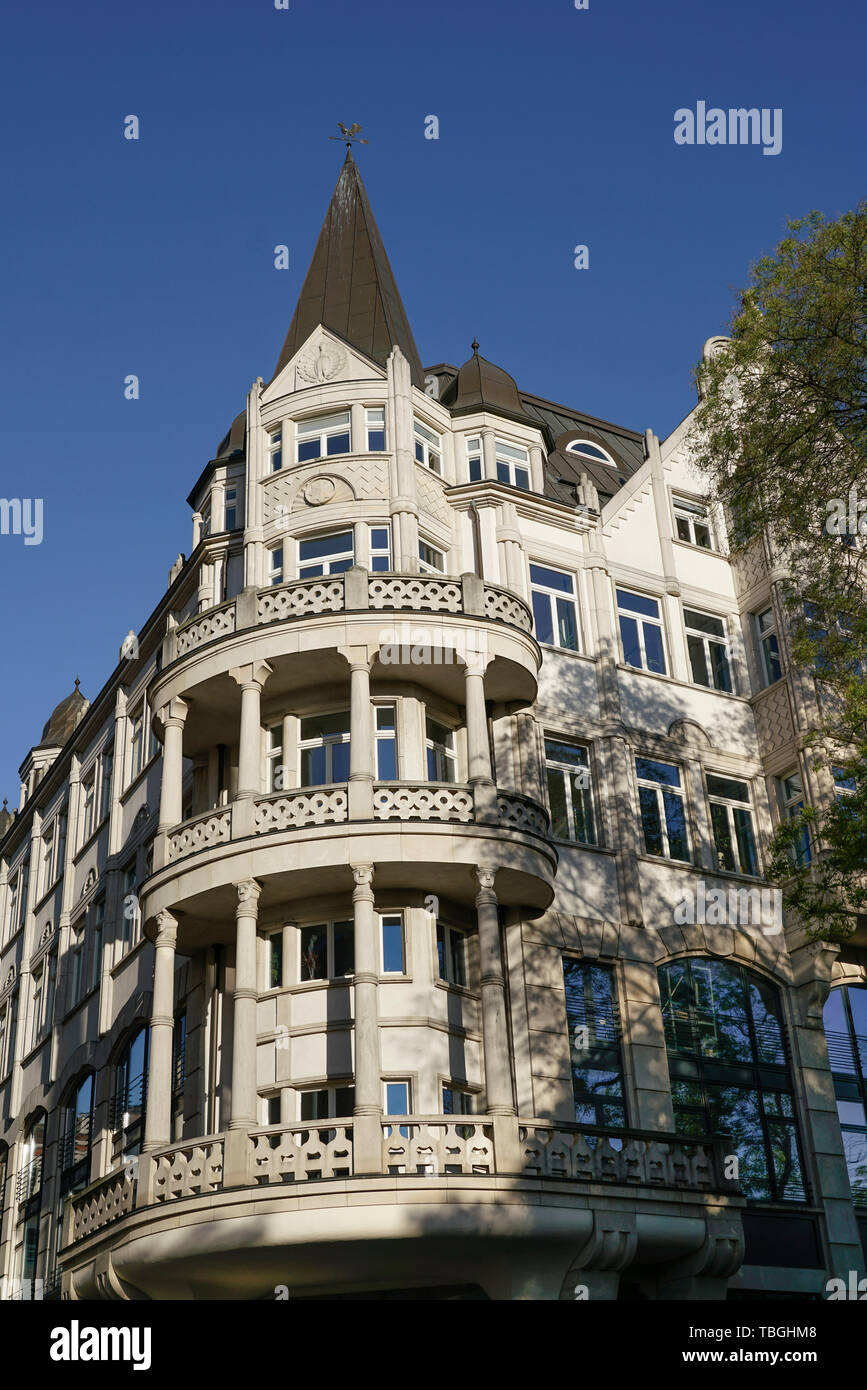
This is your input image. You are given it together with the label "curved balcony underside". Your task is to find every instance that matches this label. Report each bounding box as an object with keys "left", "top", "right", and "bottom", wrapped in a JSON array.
[{"left": 60, "top": 1120, "right": 743, "bottom": 1301}]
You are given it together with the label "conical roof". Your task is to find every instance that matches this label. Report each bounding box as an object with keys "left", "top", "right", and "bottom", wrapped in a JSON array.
[
  {"left": 271, "top": 151, "right": 425, "bottom": 389},
  {"left": 40, "top": 679, "right": 89, "bottom": 748}
]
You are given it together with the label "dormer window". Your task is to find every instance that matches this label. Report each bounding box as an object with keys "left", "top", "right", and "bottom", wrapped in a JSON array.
[
  {"left": 495, "top": 440, "right": 530, "bottom": 490},
  {"left": 566, "top": 439, "right": 615, "bottom": 466},
  {"left": 466, "top": 438, "right": 482, "bottom": 482},
  {"left": 296, "top": 411, "right": 351, "bottom": 463},
  {"left": 414, "top": 420, "right": 441, "bottom": 475},
  {"left": 673, "top": 495, "right": 714, "bottom": 550},
  {"left": 268, "top": 429, "right": 283, "bottom": 473},
  {"left": 366, "top": 408, "right": 386, "bottom": 451}
]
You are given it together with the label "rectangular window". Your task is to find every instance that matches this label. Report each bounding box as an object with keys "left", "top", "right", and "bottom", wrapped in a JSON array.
[
  {"left": 296, "top": 411, "right": 351, "bottom": 463},
  {"left": 369, "top": 526, "right": 391, "bottom": 572},
  {"left": 466, "top": 437, "right": 482, "bottom": 482},
  {"left": 121, "top": 861, "right": 138, "bottom": 951},
  {"left": 0, "top": 1000, "right": 11, "bottom": 1077},
  {"left": 7, "top": 860, "right": 28, "bottom": 943},
  {"left": 267, "top": 726, "right": 284, "bottom": 791},
  {"left": 40, "top": 827, "right": 54, "bottom": 900},
  {"left": 374, "top": 704, "right": 397, "bottom": 780},
  {"left": 636, "top": 757, "right": 690, "bottom": 861},
  {"left": 754, "top": 607, "right": 782, "bottom": 686},
  {"left": 267, "top": 932, "right": 283, "bottom": 989},
  {"left": 779, "top": 771, "right": 811, "bottom": 866},
  {"left": 414, "top": 420, "right": 441, "bottom": 474},
  {"left": 265, "top": 1094, "right": 281, "bottom": 1126},
  {"left": 100, "top": 747, "right": 114, "bottom": 823},
  {"left": 30, "top": 958, "right": 54, "bottom": 1050},
  {"left": 300, "top": 1085, "right": 355, "bottom": 1120},
  {"left": 673, "top": 495, "right": 714, "bottom": 549},
  {"left": 299, "top": 711, "right": 351, "bottom": 785},
  {"left": 300, "top": 920, "right": 354, "bottom": 981},
  {"left": 530, "top": 564, "right": 580, "bottom": 651},
  {"left": 268, "top": 545, "right": 284, "bottom": 587},
  {"left": 495, "top": 440, "right": 530, "bottom": 490},
  {"left": 268, "top": 429, "right": 283, "bottom": 473},
  {"left": 80, "top": 773, "right": 96, "bottom": 845},
  {"left": 298, "top": 530, "right": 354, "bottom": 578},
  {"left": 545, "top": 738, "right": 596, "bottom": 844},
  {"left": 618, "top": 589, "right": 666, "bottom": 674},
  {"left": 563, "top": 958, "right": 625, "bottom": 1127},
  {"left": 442, "top": 1083, "right": 475, "bottom": 1115},
  {"left": 89, "top": 898, "right": 105, "bottom": 991},
  {"left": 684, "top": 608, "right": 733, "bottom": 693},
  {"left": 418, "top": 539, "right": 446, "bottom": 574},
  {"left": 436, "top": 921, "right": 468, "bottom": 987},
  {"left": 380, "top": 913, "right": 405, "bottom": 973},
  {"left": 384, "top": 1080, "right": 410, "bottom": 1115},
  {"left": 128, "top": 709, "right": 144, "bottom": 784},
  {"left": 224, "top": 486, "right": 238, "bottom": 531},
  {"left": 833, "top": 765, "right": 858, "bottom": 798},
  {"left": 426, "top": 718, "right": 457, "bottom": 782},
  {"left": 707, "top": 773, "right": 759, "bottom": 876},
  {"left": 68, "top": 923, "right": 85, "bottom": 1010},
  {"left": 366, "top": 407, "right": 386, "bottom": 452}
]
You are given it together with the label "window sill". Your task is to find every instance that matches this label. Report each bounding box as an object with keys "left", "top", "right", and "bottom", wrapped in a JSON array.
[
  {"left": 62, "top": 983, "right": 100, "bottom": 1024},
  {"left": 617, "top": 663, "right": 751, "bottom": 702},
  {"left": 111, "top": 936, "right": 147, "bottom": 976},
  {"left": 433, "top": 978, "right": 479, "bottom": 1001},
  {"left": 549, "top": 837, "right": 616, "bottom": 856},
  {"left": 72, "top": 813, "right": 110, "bottom": 865},
  {"left": 538, "top": 643, "right": 594, "bottom": 663}
]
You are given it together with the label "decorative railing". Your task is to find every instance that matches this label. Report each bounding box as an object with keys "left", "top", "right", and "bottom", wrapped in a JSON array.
[
  {"left": 249, "top": 1124, "right": 353, "bottom": 1184},
  {"left": 15, "top": 1159, "right": 42, "bottom": 1206},
  {"left": 517, "top": 1122, "right": 735, "bottom": 1192},
  {"left": 498, "top": 792, "right": 549, "bottom": 836},
  {"left": 166, "top": 807, "right": 231, "bottom": 861},
  {"left": 165, "top": 573, "right": 535, "bottom": 660},
  {"left": 368, "top": 576, "right": 463, "bottom": 613},
  {"left": 254, "top": 787, "right": 348, "bottom": 832},
  {"left": 152, "top": 1139, "right": 224, "bottom": 1202},
  {"left": 382, "top": 1120, "right": 495, "bottom": 1175},
  {"left": 373, "top": 783, "right": 474, "bottom": 823},
  {"left": 175, "top": 600, "right": 236, "bottom": 655},
  {"left": 258, "top": 577, "right": 345, "bottom": 624},
  {"left": 69, "top": 1166, "right": 136, "bottom": 1242}
]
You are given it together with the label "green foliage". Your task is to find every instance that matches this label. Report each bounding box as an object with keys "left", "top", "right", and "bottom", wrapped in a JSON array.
[{"left": 689, "top": 204, "right": 867, "bottom": 939}]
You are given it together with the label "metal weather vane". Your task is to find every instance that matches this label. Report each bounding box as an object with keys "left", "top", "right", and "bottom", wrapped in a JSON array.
[{"left": 330, "top": 122, "right": 369, "bottom": 149}]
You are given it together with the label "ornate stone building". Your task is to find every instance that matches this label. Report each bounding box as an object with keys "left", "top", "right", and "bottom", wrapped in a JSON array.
[{"left": 0, "top": 151, "right": 864, "bottom": 1301}]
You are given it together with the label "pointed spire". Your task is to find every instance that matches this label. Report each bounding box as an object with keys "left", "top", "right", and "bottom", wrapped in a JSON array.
[{"left": 271, "top": 153, "right": 425, "bottom": 389}]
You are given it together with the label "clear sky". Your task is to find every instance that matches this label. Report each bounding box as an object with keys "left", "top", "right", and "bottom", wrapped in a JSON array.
[{"left": 0, "top": 0, "right": 864, "bottom": 797}]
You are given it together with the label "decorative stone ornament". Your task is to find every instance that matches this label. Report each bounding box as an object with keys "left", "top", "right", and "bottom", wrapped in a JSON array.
[
  {"left": 297, "top": 341, "right": 346, "bottom": 383},
  {"left": 302, "top": 476, "right": 337, "bottom": 507}
]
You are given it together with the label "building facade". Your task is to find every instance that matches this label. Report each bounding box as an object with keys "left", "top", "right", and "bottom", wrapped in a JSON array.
[{"left": 0, "top": 152, "right": 864, "bottom": 1301}]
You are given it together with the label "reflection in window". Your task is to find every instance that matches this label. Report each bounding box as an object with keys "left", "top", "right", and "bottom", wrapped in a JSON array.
[
  {"left": 823, "top": 986, "right": 867, "bottom": 1206},
  {"left": 636, "top": 758, "right": 689, "bottom": 861},
  {"left": 112, "top": 1026, "right": 149, "bottom": 1161},
  {"left": 617, "top": 589, "right": 666, "bottom": 674},
  {"left": 707, "top": 774, "right": 759, "bottom": 876},
  {"left": 659, "top": 958, "right": 805, "bottom": 1202},
  {"left": 545, "top": 739, "right": 596, "bottom": 844},
  {"left": 300, "top": 920, "right": 354, "bottom": 981},
  {"left": 299, "top": 712, "right": 351, "bottom": 786},
  {"left": 563, "top": 959, "right": 625, "bottom": 1127}
]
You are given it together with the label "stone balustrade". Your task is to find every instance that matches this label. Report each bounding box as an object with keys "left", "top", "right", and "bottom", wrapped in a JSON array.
[
  {"left": 254, "top": 787, "right": 349, "bottom": 832},
  {"left": 372, "top": 783, "right": 474, "bottom": 823},
  {"left": 62, "top": 1119, "right": 739, "bottom": 1251},
  {"left": 498, "top": 792, "right": 549, "bottom": 836},
  {"left": 163, "top": 572, "right": 534, "bottom": 661},
  {"left": 166, "top": 807, "right": 231, "bottom": 861}
]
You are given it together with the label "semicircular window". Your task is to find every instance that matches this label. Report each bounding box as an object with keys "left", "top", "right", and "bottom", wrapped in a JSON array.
[
  {"left": 658, "top": 957, "right": 806, "bottom": 1202},
  {"left": 566, "top": 439, "right": 615, "bottom": 465}
]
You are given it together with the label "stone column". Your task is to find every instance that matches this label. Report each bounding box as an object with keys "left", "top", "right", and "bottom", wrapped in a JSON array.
[
  {"left": 351, "top": 864, "right": 382, "bottom": 1173},
  {"left": 143, "top": 910, "right": 178, "bottom": 1152},
  {"left": 465, "top": 661, "right": 497, "bottom": 822},
  {"left": 473, "top": 868, "right": 514, "bottom": 1116},
  {"left": 229, "top": 880, "right": 261, "bottom": 1131},
  {"left": 230, "top": 662, "right": 272, "bottom": 834},
  {"left": 157, "top": 698, "right": 188, "bottom": 834},
  {"left": 344, "top": 649, "right": 374, "bottom": 819}
]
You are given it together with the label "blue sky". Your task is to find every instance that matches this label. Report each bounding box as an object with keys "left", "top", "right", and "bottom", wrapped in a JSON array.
[{"left": 0, "top": 0, "right": 864, "bottom": 795}]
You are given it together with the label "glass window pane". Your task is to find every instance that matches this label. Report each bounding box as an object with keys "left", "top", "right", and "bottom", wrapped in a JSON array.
[
  {"left": 496, "top": 461, "right": 510, "bottom": 484},
  {"left": 299, "top": 532, "right": 353, "bottom": 561},
  {"left": 368, "top": 430, "right": 385, "bottom": 451},
  {"left": 301, "top": 1089, "right": 328, "bottom": 1121},
  {"left": 297, "top": 439, "right": 319, "bottom": 462},
  {"left": 639, "top": 786, "right": 664, "bottom": 856},
  {"left": 710, "top": 802, "right": 736, "bottom": 871},
  {"left": 333, "top": 920, "right": 354, "bottom": 976},
  {"left": 469, "top": 457, "right": 482, "bottom": 482},
  {"left": 643, "top": 623, "right": 666, "bottom": 674},
  {"left": 376, "top": 739, "right": 396, "bottom": 780},
  {"left": 301, "top": 746, "right": 327, "bottom": 786},
  {"left": 300, "top": 927, "right": 327, "bottom": 981},
  {"left": 269, "top": 936, "right": 283, "bottom": 989},
  {"left": 385, "top": 1082, "right": 409, "bottom": 1115},
  {"left": 687, "top": 633, "right": 710, "bottom": 685},
  {"left": 636, "top": 758, "right": 681, "bottom": 788},
  {"left": 617, "top": 589, "right": 659, "bottom": 618},
  {"left": 619, "top": 614, "right": 641, "bottom": 667},
  {"left": 326, "top": 431, "right": 350, "bottom": 456},
  {"left": 547, "top": 769, "right": 569, "bottom": 839},
  {"left": 556, "top": 597, "right": 578, "bottom": 651},
  {"left": 530, "top": 564, "right": 573, "bottom": 593},
  {"left": 734, "top": 808, "right": 759, "bottom": 876},
  {"left": 371, "top": 528, "right": 389, "bottom": 549},
  {"left": 532, "top": 591, "right": 554, "bottom": 645},
  {"left": 331, "top": 742, "right": 351, "bottom": 783},
  {"left": 381, "top": 916, "right": 404, "bottom": 973},
  {"left": 663, "top": 790, "right": 689, "bottom": 861},
  {"left": 707, "top": 774, "right": 749, "bottom": 803}
]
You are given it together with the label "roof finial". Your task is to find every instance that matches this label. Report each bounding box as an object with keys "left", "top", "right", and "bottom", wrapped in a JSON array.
[
  {"left": 472, "top": 338, "right": 480, "bottom": 355},
  {"left": 330, "top": 122, "right": 369, "bottom": 150},
  {"left": 74, "top": 676, "right": 80, "bottom": 690}
]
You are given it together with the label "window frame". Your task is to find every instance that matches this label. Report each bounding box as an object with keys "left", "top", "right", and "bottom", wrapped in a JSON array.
[
  {"left": 267, "top": 428, "right": 283, "bottom": 473},
  {"left": 425, "top": 717, "right": 458, "bottom": 782},
  {"left": 544, "top": 737, "right": 597, "bottom": 845},
  {"left": 673, "top": 494, "right": 715, "bottom": 550},
  {"left": 562, "top": 957, "right": 626, "bottom": 1128},
  {"left": 298, "top": 919, "right": 355, "bottom": 982},
  {"left": 706, "top": 772, "right": 760, "bottom": 877},
  {"left": 617, "top": 588, "right": 667, "bottom": 674},
  {"left": 683, "top": 606, "right": 734, "bottom": 693},
  {"left": 414, "top": 419, "right": 442, "bottom": 475},
  {"left": 495, "top": 439, "right": 531, "bottom": 491},
  {"left": 530, "top": 562, "right": 581, "bottom": 652},
  {"left": 418, "top": 538, "right": 446, "bottom": 574},
  {"left": 298, "top": 711, "right": 351, "bottom": 787},
  {"left": 297, "top": 529, "right": 355, "bottom": 578},
  {"left": 366, "top": 406, "right": 387, "bottom": 452},
  {"left": 754, "top": 606, "right": 782, "bottom": 687},
  {"left": 379, "top": 911, "right": 405, "bottom": 975},
  {"left": 436, "top": 920, "right": 469, "bottom": 988},
  {"left": 635, "top": 756, "right": 690, "bottom": 862},
  {"left": 295, "top": 410, "right": 352, "bottom": 464}
]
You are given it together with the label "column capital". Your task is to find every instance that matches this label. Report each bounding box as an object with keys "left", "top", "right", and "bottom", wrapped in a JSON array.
[
  {"left": 474, "top": 865, "right": 498, "bottom": 896},
  {"left": 154, "top": 909, "right": 178, "bottom": 949},
  {"left": 338, "top": 644, "right": 376, "bottom": 671},
  {"left": 235, "top": 879, "right": 262, "bottom": 911},
  {"left": 352, "top": 863, "right": 375, "bottom": 894},
  {"left": 157, "top": 696, "right": 189, "bottom": 729},
  {"left": 229, "top": 660, "right": 273, "bottom": 692}
]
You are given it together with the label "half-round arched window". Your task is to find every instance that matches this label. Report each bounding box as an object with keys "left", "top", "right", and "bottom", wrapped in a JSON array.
[
  {"left": 17, "top": 1112, "right": 45, "bottom": 1205},
  {"left": 822, "top": 984, "right": 867, "bottom": 1205},
  {"left": 60, "top": 1072, "right": 95, "bottom": 1194},
  {"left": 566, "top": 439, "right": 616, "bottom": 466},
  {"left": 658, "top": 957, "right": 805, "bottom": 1202}
]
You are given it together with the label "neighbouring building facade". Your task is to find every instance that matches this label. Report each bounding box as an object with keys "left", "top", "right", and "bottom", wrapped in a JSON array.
[{"left": 0, "top": 151, "right": 864, "bottom": 1301}]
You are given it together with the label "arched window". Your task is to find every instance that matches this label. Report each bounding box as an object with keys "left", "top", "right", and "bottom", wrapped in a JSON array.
[
  {"left": 17, "top": 1112, "right": 45, "bottom": 1205},
  {"left": 658, "top": 958, "right": 805, "bottom": 1201},
  {"left": 111, "top": 1026, "right": 149, "bottom": 1161},
  {"left": 60, "top": 1073, "right": 94, "bottom": 1194},
  {"left": 566, "top": 439, "right": 615, "bottom": 465},
  {"left": 823, "top": 985, "right": 867, "bottom": 1206},
  {"left": 15, "top": 1112, "right": 45, "bottom": 1289}
]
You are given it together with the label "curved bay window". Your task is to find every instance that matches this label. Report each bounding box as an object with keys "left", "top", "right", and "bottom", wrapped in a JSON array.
[
  {"left": 111, "top": 1026, "right": 149, "bottom": 1162},
  {"left": 563, "top": 959, "right": 625, "bottom": 1128},
  {"left": 59, "top": 1074, "right": 94, "bottom": 1195},
  {"left": 822, "top": 985, "right": 867, "bottom": 1206},
  {"left": 659, "top": 958, "right": 806, "bottom": 1202}
]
